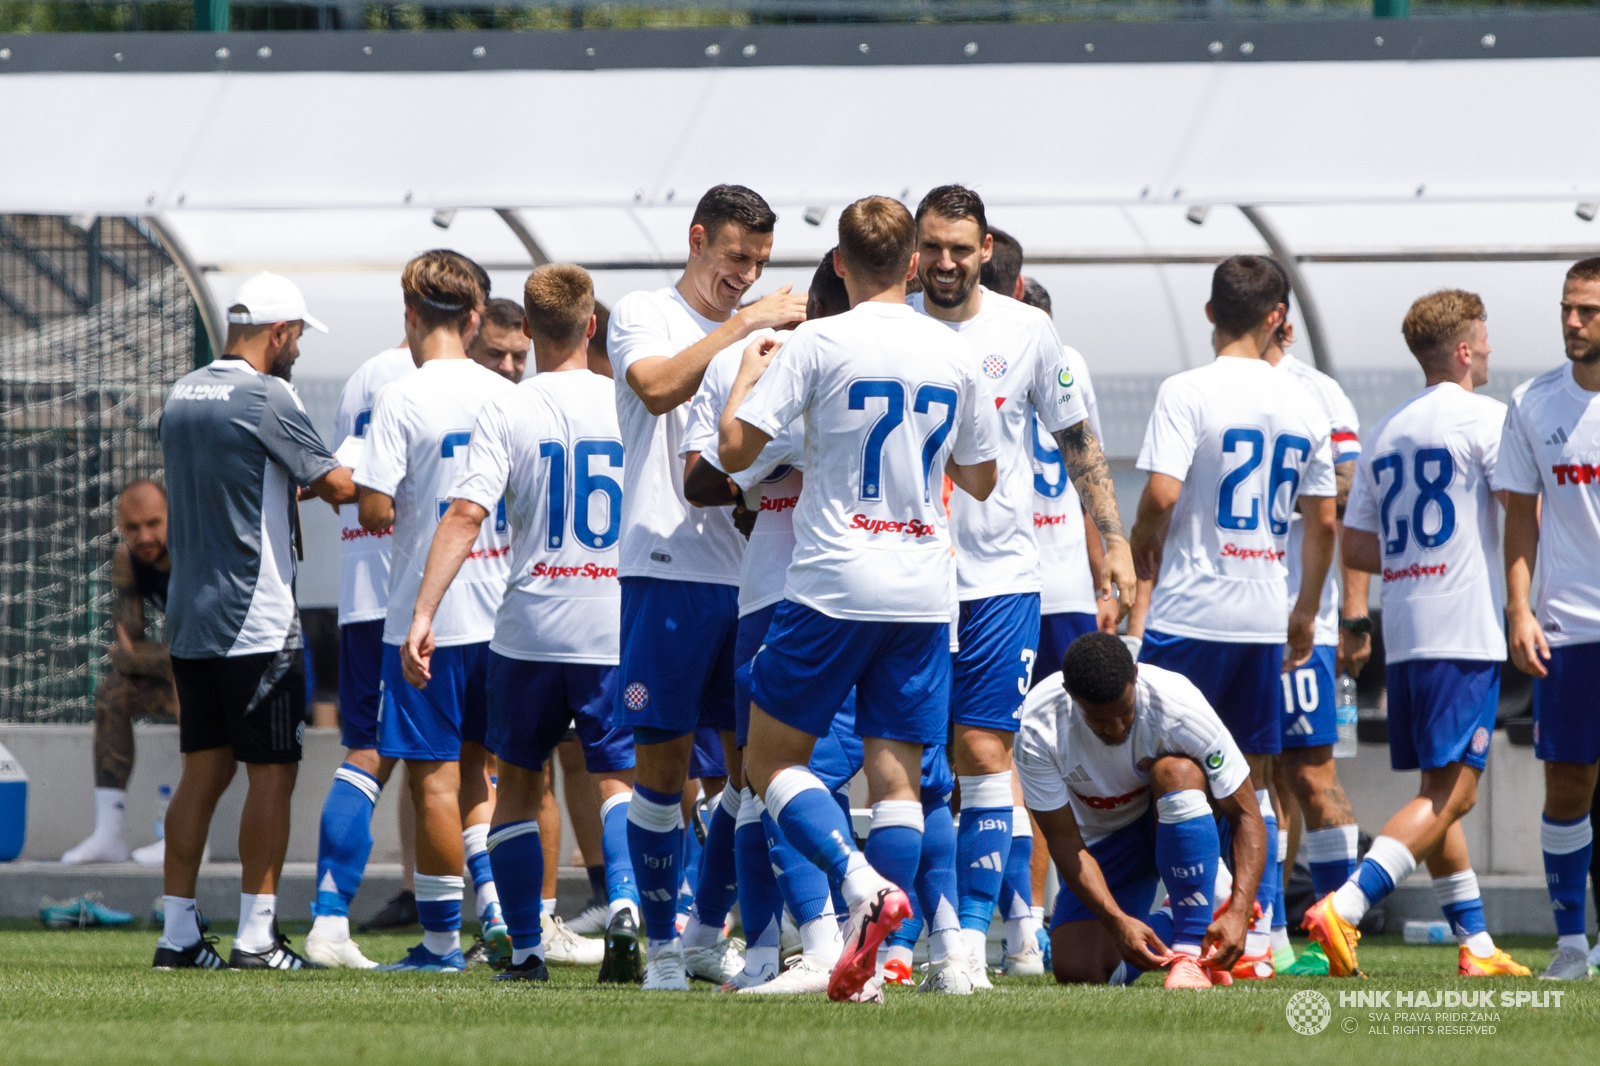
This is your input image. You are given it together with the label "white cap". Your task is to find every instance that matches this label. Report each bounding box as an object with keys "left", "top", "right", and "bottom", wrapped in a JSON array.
[{"left": 225, "top": 272, "right": 328, "bottom": 333}]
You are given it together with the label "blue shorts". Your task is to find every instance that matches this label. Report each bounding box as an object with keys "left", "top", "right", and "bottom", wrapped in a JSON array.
[
  {"left": 748, "top": 600, "right": 950, "bottom": 745},
  {"left": 951, "top": 594, "right": 1041, "bottom": 731},
  {"left": 616, "top": 577, "right": 739, "bottom": 736},
  {"left": 690, "top": 726, "right": 728, "bottom": 780},
  {"left": 377, "top": 641, "right": 489, "bottom": 762},
  {"left": 1534, "top": 642, "right": 1600, "bottom": 765},
  {"left": 1034, "top": 611, "right": 1097, "bottom": 687},
  {"left": 337, "top": 619, "right": 386, "bottom": 750},
  {"left": 809, "top": 695, "right": 954, "bottom": 808},
  {"left": 1139, "top": 630, "right": 1283, "bottom": 756},
  {"left": 1050, "top": 814, "right": 1161, "bottom": 929},
  {"left": 1385, "top": 659, "right": 1500, "bottom": 772},
  {"left": 485, "top": 653, "right": 633, "bottom": 774},
  {"left": 733, "top": 604, "right": 779, "bottom": 748},
  {"left": 1280, "top": 645, "right": 1338, "bottom": 749}
]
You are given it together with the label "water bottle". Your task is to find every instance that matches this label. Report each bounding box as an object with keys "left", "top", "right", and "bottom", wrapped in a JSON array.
[
  {"left": 1403, "top": 920, "right": 1452, "bottom": 944},
  {"left": 1334, "top": 674, "right": 1359, "bottom": 758},
  {"left": 153, "top": 784, "right": 172, "bottom": 843}
]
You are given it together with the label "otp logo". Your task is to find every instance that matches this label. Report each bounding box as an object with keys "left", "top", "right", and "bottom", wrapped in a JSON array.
[
  {"left": 622, "top": 683, "right": 649, "bottom": 712},
  {"left": 1071, "top": 786, "right": 1145, "bottom": 811}
]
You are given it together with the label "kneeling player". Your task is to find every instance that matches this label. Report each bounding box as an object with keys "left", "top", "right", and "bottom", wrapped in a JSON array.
[
  {"left": 1016, "top": 633, "right": 1266, "bottom": 989},
  {"left": 404, "top": 265, "right": 629, "bottom": 981}
]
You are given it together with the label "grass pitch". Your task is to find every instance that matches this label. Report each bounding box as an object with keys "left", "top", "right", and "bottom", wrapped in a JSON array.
[{"left": 0, "top": 923, "right": 1594, "bottom": 1066}]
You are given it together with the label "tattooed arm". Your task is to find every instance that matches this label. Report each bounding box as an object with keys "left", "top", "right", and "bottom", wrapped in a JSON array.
[
  {"left": 1053, "top": 419, "right": 1135, "bottom": 618},
  {"left": 107, "top": 546, "right": 171, "bottom": 680}
]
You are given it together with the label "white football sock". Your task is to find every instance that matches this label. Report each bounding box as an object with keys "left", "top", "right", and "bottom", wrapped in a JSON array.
[
  {"left": 607, "top": 897, "right": 640, "bottom": 924},
  {"left": 1172, "top": 942, "right": 1200, "bottom": 957},
  {"left": 1557, "top": 933, "right": 1590, "bottom": 953},
  {"left": 511, "top": 944, "right": 545, "bottom": 966},
  {"left": 960, "top": 926, "right": 987, "bottom": 964},
  {"left": 94, "top": 787, "right": 127, "bottom": 840},
  {"left": 681, "top": 913, "right": 720, "bottom": 950},
  {"left": 423, "top": 929, "right": 461, "bottom": 956},
  {"left": 541, "top": 897, "right": 556, "bottom": 918},
  {"left": 886, "top": 943, "right": 914, "bottom": 970},
  {"left": 310, "top": 914, "right": 349, "bottom": 942},
  {"left": 161, "top": 896, "right": 200, "bottom": 948},
  {"left": 1270, "top": 925, "right": 1291, "bottom": 953},
  {"left": 235, "top": 893, "right": 277, "bottom": 954},
  {"left": 1463, "top": 930, "right": 1496, "bottom": 957},
  {"left": 838, "top": 852, "right": 880, "bottom": 909},
  {"left": 930, "top": 927, "right": 963, "bottom": 965},
  {"left": 799, "top": 913, "right": 843, "bottom": 965},
  {"left": 744, "top": 944, "right": 780, "bottom": 977}
]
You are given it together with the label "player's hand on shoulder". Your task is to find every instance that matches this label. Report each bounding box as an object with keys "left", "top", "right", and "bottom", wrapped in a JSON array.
[
  {"left": 736, "top": 284, "right": 807, "bottom": 334},
  {"left": 736, "top": 333, "right": 785, "bottom": 383}
]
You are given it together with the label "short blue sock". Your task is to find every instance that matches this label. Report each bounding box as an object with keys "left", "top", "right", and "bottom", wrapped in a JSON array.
[
  {"left": 735, "top": 811, "right": 782, "bottom": 949},
  {"left": 1258, "top": 804, "right": 1279, "bottom": 927},
  {"left": 690, "top": 792, "right": 739, "bottom": 930},
  {"left": 1148, "top": 906, "right": 1174, "bottom": 948},
  {"left": 601, "top": 795, "right": 639, "bottom": 908},
  {"left": 1436, "top": 873, "right": 1488, "bottom": 938},
  {"left": 763, "top": 811, "right": 832, "bottom": 925},
  {"left": 486, "top": 821, "right": 543, "bottom": 949},
  {"left": 955, "top": 786, "right": 1012, "bottom": 932},
  {"left": 626, "top": 783, "right": 684, "bottom": 943},
  {"left": 415, "top": 877, "right": 462, "bottom": 934},
  {"left": 465, "top": 848, "right": 494, "bottom": 892},
  {"left": 313, "top": 764, "right": 380, "bottom": 918},
  {"left": 769, "top": 770, "right": 858, "bottom": 888},
  {"left": 1155, "top": 790, "right": 1220, "bottom": 945},
  {"left": 1353, "top": 856, "right": 1398, "bottom": 904},
  {"left": 865, "top": 814, "right": 922, "bottom": 892},
  {"left": 1542, "top": 814, "right": 1593, "bottom": 937},
  {"left": 999, "top": 831, "right": 1034, "bottom": 921},
  {"left": 678, "top": 810, "right": 704, "bottom": 918},
  {"left": 915, "top": 800, "right": 960, "bottom": 937},
  {"left": 830, "top": 789, "right": 853, "bottom": 917},
  {"left": 1306, "top": 825, "right": 1360, "bottom": 897},
  {"left": 1271, "top": 828, "right": 1287, "bottom": 932}
]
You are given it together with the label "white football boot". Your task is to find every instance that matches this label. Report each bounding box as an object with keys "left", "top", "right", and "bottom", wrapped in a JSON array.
[
  {"left": 739, "top": 954, "right": 831, "bottom": 995},
  {"left": 683, "top": 936, "right": 745, "bottom": 984},
  {"left": 641, "top": 940, "right": 691, "bottom": 991},
  {"left": 303, "top": 929, "right": 379, "bottom": 969},
  {"left": 542, "top": 914, "right": 604, "bottom": 966},
  {"left": 1540, "top": 944, "right": 1592, "bottom": 981},
  {"left": 917, "top": 955, "right": 976, "bottom": 995},
  {"left": 60, "top": 831, "right": 129, "bottom": 865},
  {"left": 1002, "top": 933, "right": 1046, "bottom": 977}
]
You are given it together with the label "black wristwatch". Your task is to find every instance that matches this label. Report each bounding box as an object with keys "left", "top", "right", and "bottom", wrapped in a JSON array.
[{"left": 1338, "top": 616, "right": 1372, "bottom": 637}]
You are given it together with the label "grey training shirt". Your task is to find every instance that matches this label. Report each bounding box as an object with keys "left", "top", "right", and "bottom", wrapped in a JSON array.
[{"left": 160, "top": 358, "right": 338, "bottom": 658}]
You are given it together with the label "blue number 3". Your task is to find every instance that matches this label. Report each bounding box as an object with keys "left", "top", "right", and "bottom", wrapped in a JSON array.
[{"left": 848, "top": 379, "right": 958, "bottom": 503}]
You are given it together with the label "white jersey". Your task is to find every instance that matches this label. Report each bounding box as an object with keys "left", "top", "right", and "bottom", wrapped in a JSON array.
[
  {"left": 1277, "top": 353, "right": 1362, "bottom": 645},
  {"left": 1345, "top": 382, "right": 1505, "bottom": 664},
  {"left": 1492, "top": 365, "right": 1600, "bottom": 647},
  {"left": 608, "top": 287, "right": 743, "bottom": 586},
  {"left": 1031, "top": 346, "right": 1102, "bottom": 616},
  {"left": 331, "top": 347, "right": 415, "bottom": 625},
  {"left": 1016, "top": 664, "right": 1251, "bottom": 844},
  {"left": 451, "top": 370, "right": 621, "bottom": 665},
  {"left": 1137, "top": 357, "right": 1336, "bottom": 643},
  {"left": 682, "top": 330, "right": 800, "bottom": 617},
  {"left": 734, "top": 301, "right": 1001, "bottom": 623},
  {"left": 354, "top": 358, "right": 515, "bottom": 647},
  {"left": 910, "top": 289, "right": 1090, "bottom": 601}
]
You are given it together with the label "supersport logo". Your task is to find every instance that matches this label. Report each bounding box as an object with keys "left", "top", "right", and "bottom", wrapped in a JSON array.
[
  {"left": 528, "top": 562, "right": 618, "bottom": 580},
  {"left": 850, "top": 514, "right": 938, "bottom": 538},
  {"left": 760, "top": 495, "right": 799, "bottom": 514},
  {"left": 1219, "top": 542, "right": 1286, "bottom": 562}
]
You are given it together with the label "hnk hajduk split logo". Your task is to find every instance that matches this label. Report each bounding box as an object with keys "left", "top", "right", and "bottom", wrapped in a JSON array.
[{"left": 1286, "top": 991, "right": 1332, "bottom": 1035}]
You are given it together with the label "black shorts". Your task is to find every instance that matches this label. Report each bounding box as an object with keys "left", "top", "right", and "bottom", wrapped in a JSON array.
[{"left": 172, "top": 649, "right": 305, "bottom": 763}]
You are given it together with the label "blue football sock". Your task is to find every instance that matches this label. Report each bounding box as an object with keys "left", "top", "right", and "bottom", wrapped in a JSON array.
[
  {"left": 1257, "top": 795, "right": 1278, "bottom": 929},
  {"left": 688, "top": 787, "right": 740, "bottom": 936},
  {"left": 312, "top": 763, "right": 379, "bottom": 919},
  {"left": 734, "top": 790, "right": 783, "bottom": 951},
  {"left": 865, "top": 801, "right": 923, "bottom": 891},
  {"left": 999, "top": 824, "right": 1034, "bottom": 923},
  {"left": 1271, "top": 827, "right": 1287, "bottom": 932},
  {"left": 626, "top": 783, "right": 684, "bottom": 944},
  {"left": 1148, "top": 905, "right": 1174, "bottom": 949},
  {"left": 915, "top": 799, "right": 961, "bottom": 942},
  {"left": 414, "top": 872, "right": 464, "bottom": 934},
  {"left": 766, "top": 767, "right": 860, "bottom": 888},
  {"left": 764, "top": 811, "right": 832, "bottom": 926},
  {"left": 678, "top": 805, "right": 704, "bottom": 920},
  {"left": 1306, "top": 825, "right": 1360, "bottom": 898},
  {"left": 1542, "top": 814, "right": 1593, "bottom": 937},
  {"left": 486, "top": 821, "right": 543, "bottom": 952},
  {"left": 600, "top": 793, "right": 639, "bottom": 913},
  {"left": 1155, "top": 789, "right": 1220, "bottom": 947},
  {"left": 462, "top": 823, "right": 498, "bottom": 923},
  {"left": 955, "top": 773, "right": 1013, "bottom": 932},
  {"left": 1433, "top": 869, "right": 1489, "bottom": 941},
  {"left": 830, "top": 788, "right": 853, "bottom": 917}
]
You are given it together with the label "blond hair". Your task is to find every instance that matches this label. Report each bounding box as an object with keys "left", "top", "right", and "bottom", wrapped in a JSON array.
[
  {"left": 837, "top": 196, "right": 916, "bottom": 287},
  {"left": 401, "top": 249, "right": 485, "bottom": 334},
  {"left": 1401, "top": 289, "right": 1485, "bottom": 368},
  {"left": 522, "top": 264, "right": 594, "bottom": 345}
]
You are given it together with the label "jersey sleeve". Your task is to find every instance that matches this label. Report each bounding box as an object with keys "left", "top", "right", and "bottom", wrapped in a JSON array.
[
  {"left": 354, "top": 386, "right": 409, "bottom": 496},
  {"left": 1475, "top": 399, "right": 1507, "bottom": 484},
  {"left": 256, "top": 379, "right": 338, "bottom": 487},
  {"left": 1014, "top": 703, "right": 1071, "bottom": 813},
  {"left": 607, "top": 292, "right": 677, "bottom": 385},
  {"left": 450, "top": 396, "right": 514, "bottom": 512},
  {"left": 680, "top": 348, "right": 736, "bottom": 459},
  {"left": 1299, "top": 427, "right": 1338, "bottom": 498},
  {"left": 1324, "top": 378, "right": 1362, "bottom": 464},
  {"left": 951, "top": 354, "right": 1003, "bottom": 466},
  {"left": 734, "top": 334, "right": 812, "bottom": 440},
  {"left": 1063, "top": 346, "right": 1103, "bottom": 441},
  {"left": 730, "top": 423, "right": 801, "bottom": 490},
  {"left": 1491, "top": 390, "right": 1543, "bottom": 495},
  {"left": 1029, "top": 326, "right": 1090, "bottom": 435},
  {"left": 1343, "top": 449, "right": 1380, "bottom": 534},
  {"left": 1136, "top": 377, "right": 1199, "bottom": 479}
]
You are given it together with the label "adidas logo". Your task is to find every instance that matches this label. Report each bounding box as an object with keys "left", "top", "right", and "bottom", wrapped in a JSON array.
[
  {"left": 1287, "top": 716, "right": 1315, "bottom": 736},
  {"left": 969, "top": 851, "right": 1005, "bottom": 871},
  {"left": 318, "top": 871, "right": 338, "bottom": 893},
  {"left": 1547, "top": 427, "right": 1570, "bottom": 446},
  {"left": 1174, "top": 892, "right": 1209, "bottom": 907},
  {"left": 1066, "top": 765, "right": 1092, "bottom": 785},
  {"left": 640, "top": 888, "right": 675, "bottom": 903}
]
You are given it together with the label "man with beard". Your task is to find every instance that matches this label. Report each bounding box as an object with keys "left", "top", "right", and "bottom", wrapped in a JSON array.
[
  {"left": 909, "top": 185, "right": 1135, "bottom": 986},
  {"left": 1017, "top": 632, "right": 1266, "bottom": 988},
  {"left": 61, "top": 480, "right": 180, "bottom": 866},
  {"left": 155, "top": 272, "right": 356, "bottom": 969}
]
